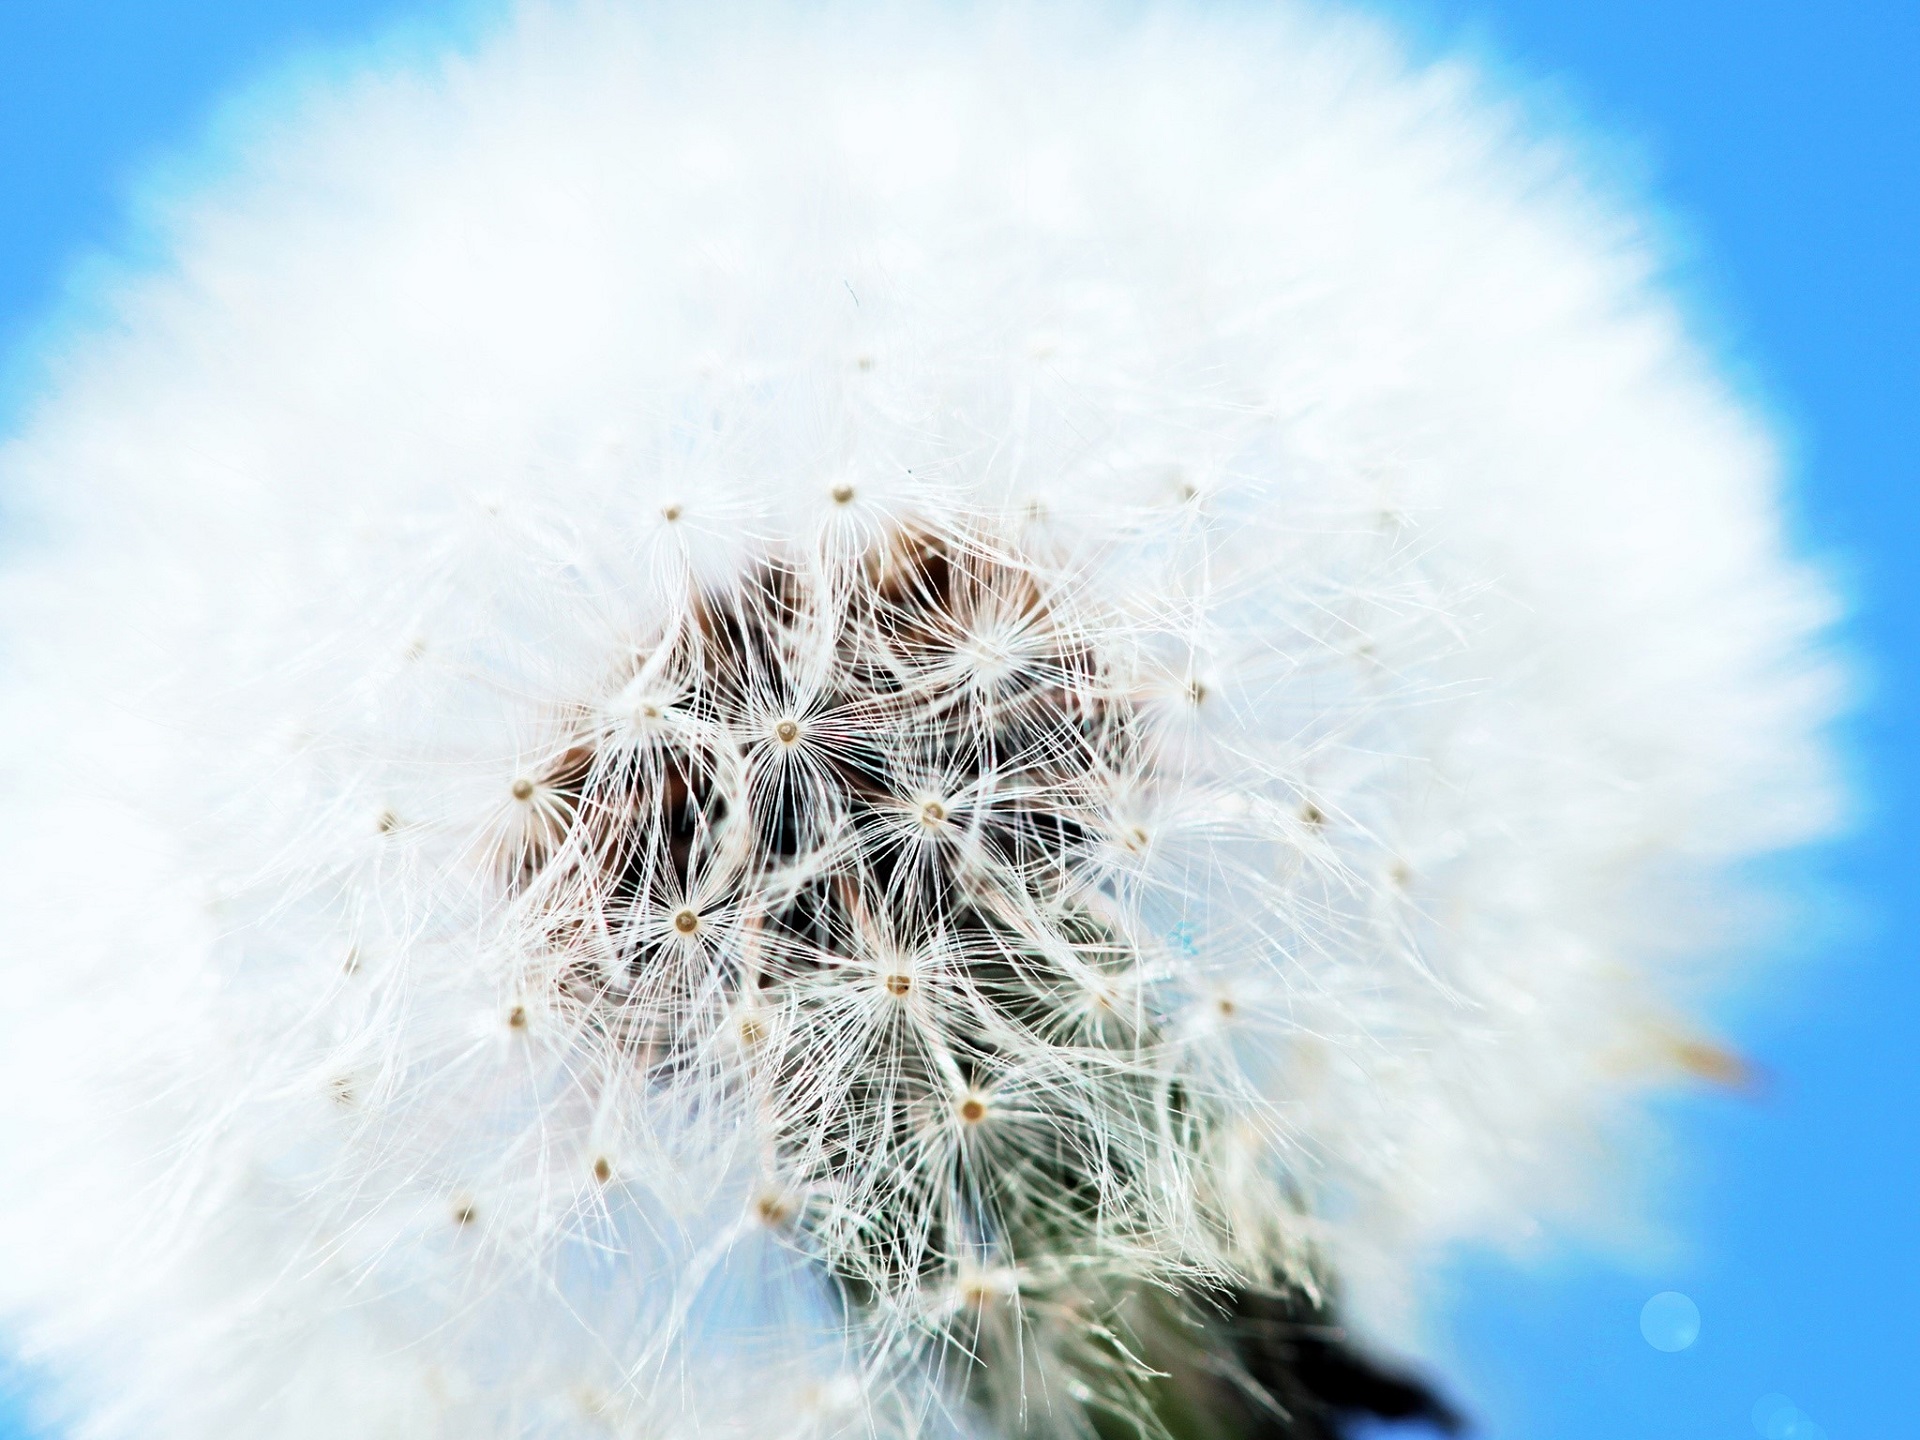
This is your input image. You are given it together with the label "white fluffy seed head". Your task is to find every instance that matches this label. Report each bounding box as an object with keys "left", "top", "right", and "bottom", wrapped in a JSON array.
[{"left": 0, "top": 3, "right": 1840, "bottom": 1438}]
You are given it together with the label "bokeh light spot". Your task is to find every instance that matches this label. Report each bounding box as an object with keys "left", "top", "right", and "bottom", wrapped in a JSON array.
[
  {"left": 1753, "top": 1396, "right": 1828, "bottom": 1440},
  {"left": 1639, "top": 1290, "right": 1700, "bottom": 1351}
]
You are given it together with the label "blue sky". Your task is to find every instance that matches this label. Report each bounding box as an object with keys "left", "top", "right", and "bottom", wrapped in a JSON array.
[{"left": 1, "top": 3, "right": 1914, "bottom": 1438}]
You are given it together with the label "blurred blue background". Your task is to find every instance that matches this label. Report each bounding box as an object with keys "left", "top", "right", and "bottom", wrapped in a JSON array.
[{"left": 0, "top": 2, "right": 1913, "bottom": 1436}]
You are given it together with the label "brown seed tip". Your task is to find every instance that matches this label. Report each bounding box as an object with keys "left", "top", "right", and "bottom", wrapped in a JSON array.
[
  {"left": 884, "top": 973, "right": 912, "bottom": 997},
  {"left": 592, "top": 1156, "right": 614, "bottom": 1183},
  {"left": 511, "top": 777, "right": 535, "bottom": 802},
  {"left": 661, "top": 503, "right": 682, "bottom": 522},
  {"left": 452, "top": 1203, "right": 477, "bottom": 1227},
  {"left": 958, "top": 1096, "right": 988, "bottom": 1125},
  {"left": 755, "top": 1194, "right": 792, "bottom": 1226},
  {"left": 919, "top": 798, "right": 947, "bottom": 826},
  {"left": 961, "top": 1276, "right": 1004, "bottom": 1307},
  {"left": 376, "top": 809, "right": 400, "bottom": 834},
  {"left": 507, "top": 1004, "right": 527, "bottom": 1029},
  {"left": 1670, "top": 1036, "right": 1761, "bottom": 1093},
  {"left": 830, "top": 483, "right": 856, "bottom": 505},
  {"left": 774, "top": 718, "right": 802, "bottom": 745},
  {"left": 672, "top": 908, "right": 701, "bottom": 936}
]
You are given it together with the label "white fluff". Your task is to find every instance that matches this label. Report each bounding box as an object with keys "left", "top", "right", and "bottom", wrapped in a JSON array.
[{"left": 0, "top": 3, "right": 1839, "bottom": 1437}]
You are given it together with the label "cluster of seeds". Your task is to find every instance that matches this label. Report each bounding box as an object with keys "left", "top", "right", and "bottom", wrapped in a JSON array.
[
  {"left": 508, "top": 525, "right": 1201, "bottom": 1313},
  {"left": 488, "top": 522, "right": 1466, "bottom": 1437}
]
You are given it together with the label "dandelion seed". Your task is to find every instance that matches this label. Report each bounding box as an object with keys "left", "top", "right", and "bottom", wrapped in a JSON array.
[
  {"left": 1667, "top": 1035, "right": 1759, "bottom": 1092},
  {"left": 574, "top": 1387, "right": 613, "bottom": 1421},
  {"left": 957, "top": 1264, "right": 1022, "bottom": 1308}
]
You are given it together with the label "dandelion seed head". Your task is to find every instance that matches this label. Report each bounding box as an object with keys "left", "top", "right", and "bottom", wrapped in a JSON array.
[{"left": 0, "top": 3, "right": 1841, "bottom": 1437}]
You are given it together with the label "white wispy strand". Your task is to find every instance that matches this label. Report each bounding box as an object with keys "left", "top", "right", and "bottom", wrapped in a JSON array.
[{"left": 0, "top": 2, "right": 1838, "bottom": 1437}]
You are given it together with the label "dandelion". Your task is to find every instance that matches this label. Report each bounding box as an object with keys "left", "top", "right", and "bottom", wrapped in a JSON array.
[{"left": 0, "top": 3, "right": 1838, "bottom": 1439}]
